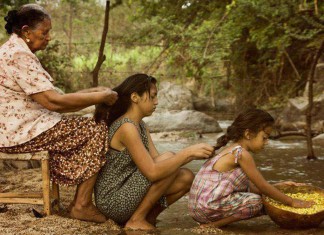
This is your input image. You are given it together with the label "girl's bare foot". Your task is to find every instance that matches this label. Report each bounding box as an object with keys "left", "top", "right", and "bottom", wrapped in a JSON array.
[
  {"left": 125, "top": 218, "right": 156, "bottom": 230},
  {"left": 70, "top": 204, "right": 106, "bottom": 223}
]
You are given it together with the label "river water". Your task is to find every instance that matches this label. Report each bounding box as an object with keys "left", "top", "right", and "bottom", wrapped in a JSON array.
[{"left": 149, "top": 120, "right": 324, "bottom": 235}]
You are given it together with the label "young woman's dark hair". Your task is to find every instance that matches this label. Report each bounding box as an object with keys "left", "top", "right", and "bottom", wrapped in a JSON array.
[
  {"left": 215, "top": 109, "right": 274, "bottom": 150},
  {"left": 4, "top": 4, "right": 50, "bottom": 35},
  {"left": 95, "top": 73, "right": 157, "bottom": 126}
]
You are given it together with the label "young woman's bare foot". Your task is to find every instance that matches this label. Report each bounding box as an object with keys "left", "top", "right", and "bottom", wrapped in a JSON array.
[
  {"left": 125, "top": 218, "right": 156, "bottom": 230},
  {"left": 146, "top": 205, "right": 163, "bottom": 226},
  {"left": 70, "top": 204, "right": 106, "bottom": 223}
]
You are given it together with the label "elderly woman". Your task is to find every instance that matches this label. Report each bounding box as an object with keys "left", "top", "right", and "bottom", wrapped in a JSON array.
[{"left": 0, "top": 4, "right": 117, "bottom": 223}]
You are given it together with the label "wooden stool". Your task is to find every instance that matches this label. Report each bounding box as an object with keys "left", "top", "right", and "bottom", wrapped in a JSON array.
[{"left": 0, "top": 151, "right": 60, "bottom": 216}]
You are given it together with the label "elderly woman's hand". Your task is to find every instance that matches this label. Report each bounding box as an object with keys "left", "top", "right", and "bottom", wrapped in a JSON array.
[
  {"left": 103, "top": 88, "right": 118, "bottom": 106},
  {"left": 77, "top": 86, "right": 111, "bottom": 93}
]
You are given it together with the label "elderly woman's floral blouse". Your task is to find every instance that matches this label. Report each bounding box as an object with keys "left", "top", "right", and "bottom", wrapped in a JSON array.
[{"left": 0, "top": 34, "right": 62, "bottom": 147}]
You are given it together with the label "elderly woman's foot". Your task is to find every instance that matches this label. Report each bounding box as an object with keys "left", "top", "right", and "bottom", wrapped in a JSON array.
[
  {"left": 67, "top": 200, "right": 75, "bottom": 212},
  {"left": 70, "top": 204, "right": 106, "bottom": 223}
]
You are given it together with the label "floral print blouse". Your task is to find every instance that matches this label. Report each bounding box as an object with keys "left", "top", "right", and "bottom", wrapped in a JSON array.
[{"left": 0, "top": 34, "right": 62, "bottom": 147}]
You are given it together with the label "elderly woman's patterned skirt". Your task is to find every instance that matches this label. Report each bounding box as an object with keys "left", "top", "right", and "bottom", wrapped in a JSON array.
[{"left": 0, "top": 116, "right": 108, "bottom": 186}]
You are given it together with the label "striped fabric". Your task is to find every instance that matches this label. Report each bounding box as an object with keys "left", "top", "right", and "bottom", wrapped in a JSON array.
[{"left": 188, "top": 145, "right": 263, "bottom": 223}]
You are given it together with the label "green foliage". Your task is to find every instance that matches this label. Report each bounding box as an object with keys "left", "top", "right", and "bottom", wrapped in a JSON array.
[
  {"left": 126, "top": 0, "right": 323, "bottom": 111},
  {"left": 37, "top": 40, "right": 71, "bottom": 92},
  {"left": 224, "top": 0, "right": 323, "bottom": 109},
  {"left": 1, "top": 0, "right": 323, "bottom": 111}
]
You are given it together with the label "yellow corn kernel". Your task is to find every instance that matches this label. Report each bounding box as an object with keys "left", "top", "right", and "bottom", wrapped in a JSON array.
[{"left": 265, "top": 192, "right": 324, "bottom": 215}]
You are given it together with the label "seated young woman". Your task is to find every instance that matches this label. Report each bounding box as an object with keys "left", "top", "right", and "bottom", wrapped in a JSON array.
[{"left": 94, "top": 73, "right": 214, "bottom": 230}]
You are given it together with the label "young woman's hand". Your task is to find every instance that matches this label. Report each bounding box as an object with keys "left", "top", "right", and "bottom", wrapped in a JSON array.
[
  {"left": 103, "top": 88, "right": 118, "bottom": 105},
  {"left": 182, "top": 143, "right": 214, "bottom": 162},
  {"left": 291, "top": 198, "right": 315, "bottom": 208}
]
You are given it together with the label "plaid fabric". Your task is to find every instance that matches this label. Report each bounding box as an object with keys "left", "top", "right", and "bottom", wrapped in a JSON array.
[{"left": 188, "top": 146, "right": 263, "bottom": 223}]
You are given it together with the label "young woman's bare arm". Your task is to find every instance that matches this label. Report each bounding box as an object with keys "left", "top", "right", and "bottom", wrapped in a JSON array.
[
  {"left": 118, "top": 123, "right": 213, "bottom": 182},
  {"left": 145, "top": 126, "right": 175, "bottom": 161}
]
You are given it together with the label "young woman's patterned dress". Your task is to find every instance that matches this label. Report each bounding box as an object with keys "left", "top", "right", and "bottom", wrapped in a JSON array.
[
  {"left": 94, "top": 118, "right": 167, "bottom": 224},
  {"left": 188, "top": 145, "right": 263, "bottom": 223}
]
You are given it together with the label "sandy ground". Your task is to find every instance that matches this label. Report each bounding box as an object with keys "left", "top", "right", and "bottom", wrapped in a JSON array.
[
  {"left": 0, "top": 132, "right": 323, "bottom": 235},
  {"left": 0, "top": 168, "right": 223, "bottom": 235},
  {"left": 0, "top": 167, "right": 323, "bottom": 235}
]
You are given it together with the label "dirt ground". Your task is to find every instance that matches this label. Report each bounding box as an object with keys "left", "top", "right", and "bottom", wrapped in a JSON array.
[
  {"left": 0, "top": 167, "right": 323, "bottom": 235},
  {"left": 0, "top": 132, "right": 323, "bottom": 235}
]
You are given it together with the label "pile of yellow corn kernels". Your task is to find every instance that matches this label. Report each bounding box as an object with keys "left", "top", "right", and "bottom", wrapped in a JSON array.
[{"left": 266, "top": 192, "right": 324, "bottom": 215}]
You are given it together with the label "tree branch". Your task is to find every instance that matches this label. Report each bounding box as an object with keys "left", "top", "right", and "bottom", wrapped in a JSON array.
[
  {"left": 92, "top": 0, "right": 110, "bottom": 87},
  {"left": 203, "top": 10, "right": 229, "bottom": 58},
  {"left": 305, "top": 39, "right": 324, "bottom": 159},
  {"left": 283, "top": 49, "right": 302, "bottom": 81}
]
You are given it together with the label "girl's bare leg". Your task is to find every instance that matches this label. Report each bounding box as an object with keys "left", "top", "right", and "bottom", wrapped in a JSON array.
[
  {"left": 70, "top": 173, "right": 106, "bottom": 223},
  {"left": 125, "top": 168, "right": 194, "bottom": 230}
]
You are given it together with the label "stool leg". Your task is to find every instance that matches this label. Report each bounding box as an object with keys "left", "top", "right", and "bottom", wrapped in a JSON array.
[
  {"left": 52, "top": 182, "right": 60, "bottom": 212},
  {"left": 41, "top": 159, "right": 51, "bottom": 216}
]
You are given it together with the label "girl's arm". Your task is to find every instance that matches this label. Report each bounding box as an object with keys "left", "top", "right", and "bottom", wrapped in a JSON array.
[
  {"left": 239, "top": 150, "right": 313, "bottom": 208},
  {"left": 119, "top": 123, "right": 213, "bottom": 182},
  {"left": 249, "top": 182, "right": 261, "bottom": 194},
  {"left": 30, "top": 89, "right": 118, "bottom": 113}
]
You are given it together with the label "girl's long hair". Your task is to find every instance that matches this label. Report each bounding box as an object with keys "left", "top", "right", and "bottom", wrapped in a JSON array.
[
  {"left": 215, "top": 109, "right": 274, "bottom": 150},
  {"left": 95, "top": 73, "right": 157, "bottom": 126}
]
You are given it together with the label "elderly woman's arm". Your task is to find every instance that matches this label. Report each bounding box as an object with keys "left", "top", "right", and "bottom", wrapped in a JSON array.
[
  {"left": 76, "top": 86, "right": 109, "bottom": 93},
  {"left": 30, "top": 89, "right": 118, "bottom": 113}
]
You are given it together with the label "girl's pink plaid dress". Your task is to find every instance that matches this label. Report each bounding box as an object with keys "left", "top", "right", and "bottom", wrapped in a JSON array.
[{"left": 188, "top": 145, "right": 263, "bottom": 223}]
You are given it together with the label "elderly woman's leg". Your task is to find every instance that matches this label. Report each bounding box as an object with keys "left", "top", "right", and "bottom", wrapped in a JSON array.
[{"left": 70, "top": 173, "right": 106, "bottom": 223}]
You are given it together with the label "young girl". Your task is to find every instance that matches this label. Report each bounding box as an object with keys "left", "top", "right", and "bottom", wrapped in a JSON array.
[
  {"left": 94, "top": 74, "right": 214, "bottom": 230},
  {"left": 188, "top": 109, "right": 313, "bottom": 227}
]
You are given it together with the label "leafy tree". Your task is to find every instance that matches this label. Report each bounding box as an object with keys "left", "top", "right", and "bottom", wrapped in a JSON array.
[
  {"left": 127, "top": 0, "right": 324, "bottom": 111},
  {"left": 37, "top": 40, "right": 70, "bottom": 91},
  {"left": 225, "top": 0, "right": 324, "bottom": 110}
]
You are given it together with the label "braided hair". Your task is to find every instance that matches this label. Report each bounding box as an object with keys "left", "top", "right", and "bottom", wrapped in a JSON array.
[{"left": 214, "top": 109, "right": 274, "bottom": 150}]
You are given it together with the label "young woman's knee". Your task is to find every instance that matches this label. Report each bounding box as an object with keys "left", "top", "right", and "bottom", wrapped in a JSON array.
[{"left": 178, "top": 168, "right": 195, "bottom": 191}]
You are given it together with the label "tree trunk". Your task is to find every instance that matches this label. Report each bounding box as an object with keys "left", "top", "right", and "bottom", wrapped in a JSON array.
[
  {"left": 68, "top": 3, "right": 73, "bottom": 57},
  {"left": 92, "top": 1, "right": 110, "bottom": 87},
  {"left": 305, "top": 40, "right": 324, "bottom": 160},
  {"left": 314, "top": 0, "right": 318, "bottom": 15},
  {"left": 225, "top": 60, "right": 231, "bottom": 89}
]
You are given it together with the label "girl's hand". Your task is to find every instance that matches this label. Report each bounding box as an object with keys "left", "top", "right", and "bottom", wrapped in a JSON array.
[
  {"left": 103, "top": 89, "right": 118, "bottom": 105},
  {"left": 291, "top": 198, "right": 315, "bottom": 208},
  {"left": 274, "top": 181, "right": 310, "bottom": 187},
  {"left": 182, "top": 143, "right": 214, "bottom": 161}
]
